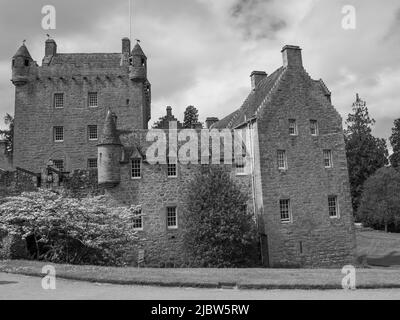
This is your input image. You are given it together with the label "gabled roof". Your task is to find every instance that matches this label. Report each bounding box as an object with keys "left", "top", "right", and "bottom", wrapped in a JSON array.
[
  {"left": 13, "top": 44, "right": 32, "bottom": 59},
  {"left": 120, "top": 145, "right": 145, "bottom": 163},
  {"left": 131, "top": 43, "right": 146, "bottom": 58},
  {"left": 212, "top": 67, "right": 285, "bottom": 129}
]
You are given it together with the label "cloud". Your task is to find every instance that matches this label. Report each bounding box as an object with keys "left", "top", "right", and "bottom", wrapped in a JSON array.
[
  {"left": 229, "top": 0, "right": 287, "bottom": 40},
  {"left": 0, "top": 0, "right": 399, "bottom": 144}
]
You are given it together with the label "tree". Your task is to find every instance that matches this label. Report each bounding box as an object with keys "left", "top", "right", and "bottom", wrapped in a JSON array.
[
  {"left": 182, "top": 166, "right": 259, "bottom": 267},
  {"left": 389, "top": 118, "right": 400, "bottom": 169},
  {"left": 0, "top": 113, "right": 14, "bottom": 155},
  {"left": 183, "top": 105, "right": 203, "bottom": 129},
  {"left": 357, "top": 167, "right": 400, "bottom": 232},
  {"left": 344, "top": 94, "right": 388, "bottom": 213},
  {"left": 0, "top": 190, "right": 140, "bottom": 265}
]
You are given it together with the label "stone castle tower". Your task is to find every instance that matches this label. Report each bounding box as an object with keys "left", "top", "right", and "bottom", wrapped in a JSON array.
[
  {"left": 11, "top": 37, "right": 151, "bottom": 172},
  {"left": 6, "top": 37, "right": 356, "bottom": 267}
]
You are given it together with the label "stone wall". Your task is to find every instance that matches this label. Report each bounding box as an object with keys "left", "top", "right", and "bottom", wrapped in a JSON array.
[
  {"left": 105, "top": 131, "right": 254, "bottom": 266},
  {"left": 0, "top": 169, "right": 38, "bottom": 199},
  {"left": 13, "top": 46, "right": 150, "bottom": 173},
  {"left": 256, "top": 65, "right": 356, "bottom": 268}
]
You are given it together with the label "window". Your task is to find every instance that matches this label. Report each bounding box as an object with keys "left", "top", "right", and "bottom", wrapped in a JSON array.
[
  {"left": 53, "top": 160, "right": 64, "bottom": 172},
  {"left": 277, "top": 150, "right": 287, "bottom": 170},
  {"left": 167, "top": 158, "right": 177, "bottom": 177},
  {"left": 328, "top": 196, "right": 339, "bottom": 218},
  {"left": 88, "top": 125, "right": 98, "bottom": 140},
  {"left": 323, "top": 149, "right": 333, "bottom": 168},
  {"left": 310, "top": 120, "right": 318, "bottom": 136},
  {"left": 133, "top": 208, "right": 143, "bottom": 230},
  {"left": 88, "top": 92, "right": 98, "bottom": 107},
  {"left": 289, "top": 119, "right": 297, "bottom": 135},
  {"left": 235, "top": 156, "right": 246, "bottom": 175},
  {"left": 87, "top": 158, "right": 97, "bottom": 169},
  {"left": 54, "top": 93, "right": 64, "bottom": 109},
  {"left": 24, "top": 59, "right": 29, "bottom": 67},
  {"left": 53, "top": 126, "right": 64, "bottom": 142},
  {"left": 279, "top": 199, "right": 292, "bottom": 223},
  {"left": 131, "top": 159, "right": 141, "bottom": 179},
  {"left": 167, "top": 206, "right": 178, "bottom": 229}
]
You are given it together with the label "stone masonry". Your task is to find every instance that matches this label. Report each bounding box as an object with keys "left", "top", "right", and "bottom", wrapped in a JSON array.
[
  {"left": 9, "top": 37, "right": 356, "bottom": 267},
  {"left": 11, "top": 38, "right": 151, "bottom": 173}
]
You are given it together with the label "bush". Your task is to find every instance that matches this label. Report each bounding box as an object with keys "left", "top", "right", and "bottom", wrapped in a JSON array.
[
  {"left": 183, "top": 166, "right": 260, "bottom": 267},
  {"left": 357, "top": 167, "right": 400, "bottom": 232},
  {"left": 0, "top": 189, "right": 140, "bottom": 265}
]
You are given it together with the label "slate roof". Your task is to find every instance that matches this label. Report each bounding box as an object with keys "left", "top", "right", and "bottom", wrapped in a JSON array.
[
  {"left": 47, "top": 53, "right": 123, "bottom": 67},
  {"left": 212, "top": 66, "right": 285, "bottom": 129},
  {"left": 98, "top": 111, "right": 122, "bottom": 146},
  {"left": 131, "top": 43, "right": 146, "bottom": 58},
  {"left": 13, "top": 44, "right": 32, "bottom": 59}
]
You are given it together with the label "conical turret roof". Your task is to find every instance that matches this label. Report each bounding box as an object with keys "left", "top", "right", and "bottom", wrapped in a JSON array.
[
  {"left": 13, "top": 44, "right": 32, "bottom": 59},
  {"left": 98, "top": 110, "right": 122, "bottom": 145},
  {"left": 131, "top": 42, "right": 146, "bottom": 58}
]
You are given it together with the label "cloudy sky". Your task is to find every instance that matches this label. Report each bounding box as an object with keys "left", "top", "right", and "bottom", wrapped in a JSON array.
[{"left": 0, "top": 0, "right": 399, "bottom": 142}]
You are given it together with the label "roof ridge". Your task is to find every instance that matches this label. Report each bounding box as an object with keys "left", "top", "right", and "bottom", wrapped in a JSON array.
[{"left": 255, "top": 67, "right": 287, "bottom": 117}]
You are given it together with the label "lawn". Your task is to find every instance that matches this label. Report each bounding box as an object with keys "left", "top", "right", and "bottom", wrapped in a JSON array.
[
  {"left": 0, "top": 229, "right": 399, "bottom": 289},
  {"left": 0, "top": 259, "right": 400, "bottom": 289},
  {"left": 356, "top": 229, "right": 400, "bottom": 267}
]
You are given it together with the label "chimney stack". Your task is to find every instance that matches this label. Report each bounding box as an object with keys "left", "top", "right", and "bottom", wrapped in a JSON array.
[
  {"left": 281, "top": 45, "right": 302, "bottom": 68},
  {"left": 205, "top": 117, "right": 219, "bottom": 129},
  {"left": 122, "top": 37, "right": 131, "bottom": 54},
  {"left": 250, "top": 71, "right": 267, "bottom": 91},
  {"left": 45, "top": 39, "right": 57, "bottom": 56},
  {"left": 166, "top": 106, "right": 172, "bottom": 117}
]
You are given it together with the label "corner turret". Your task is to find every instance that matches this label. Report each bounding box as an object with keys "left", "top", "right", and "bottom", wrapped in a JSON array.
[
  {"left": 11, "top": 43, "right": 33, "bottom": 86},
  {"left": 97, "top": 110, "right": 123, "bottom": 187},
  {"left": 129, "top": 41, "right": 147, "bottom": 81}
]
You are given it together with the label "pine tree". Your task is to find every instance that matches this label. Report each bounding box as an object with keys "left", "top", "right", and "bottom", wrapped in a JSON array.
[
  {"left": 344, "top": 94, "right": 388, "bottom": 213},
  {"left": 183, "top": 105, "right": 202, "bottom": 129},
  {"left": 389, "top": 118, "right": 400, "bottom": 169}
]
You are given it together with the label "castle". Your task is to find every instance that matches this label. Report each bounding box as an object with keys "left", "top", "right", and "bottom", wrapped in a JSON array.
[{"left": 1, "top": 37, "right": 356, "bottom": 267}]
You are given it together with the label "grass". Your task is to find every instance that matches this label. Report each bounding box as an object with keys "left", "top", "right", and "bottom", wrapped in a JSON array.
[
  {"left": 356, "top": 229, "right": 400, "bottom": 267},
  {"left": 0, "top": 229, "right": 399, "bottom": 289},
  {"left": 1, "top": 259, "right": 400, "bottom": 289}
]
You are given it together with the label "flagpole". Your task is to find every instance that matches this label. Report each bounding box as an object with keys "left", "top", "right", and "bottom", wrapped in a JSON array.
[{"left": 129, "top": 0, "right": 132, "bottom": 40}]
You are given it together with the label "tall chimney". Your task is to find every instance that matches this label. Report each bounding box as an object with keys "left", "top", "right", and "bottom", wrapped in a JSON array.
[
  {"left": 281, "top": 45, "right": 302, "bottom": 68},
  {"left": 166, "top": 106, "right": 172, "bottom": 117},
  {"left": 45, "top": 39, "right": 57, "bottom": 56},
  {"left": 205, "top": 117, "right": 219, "bottom": 129},
  {"left": 250, "top": 71, "right": 267, "bottom": 91},
  {"left": 122, "top": 37, "right": 131, "bottom": 54}
]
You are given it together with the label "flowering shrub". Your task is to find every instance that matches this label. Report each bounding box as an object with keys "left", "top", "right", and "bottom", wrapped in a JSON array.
[{"left": 0, "top": 189, "right": 140, "bottom": 266}]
